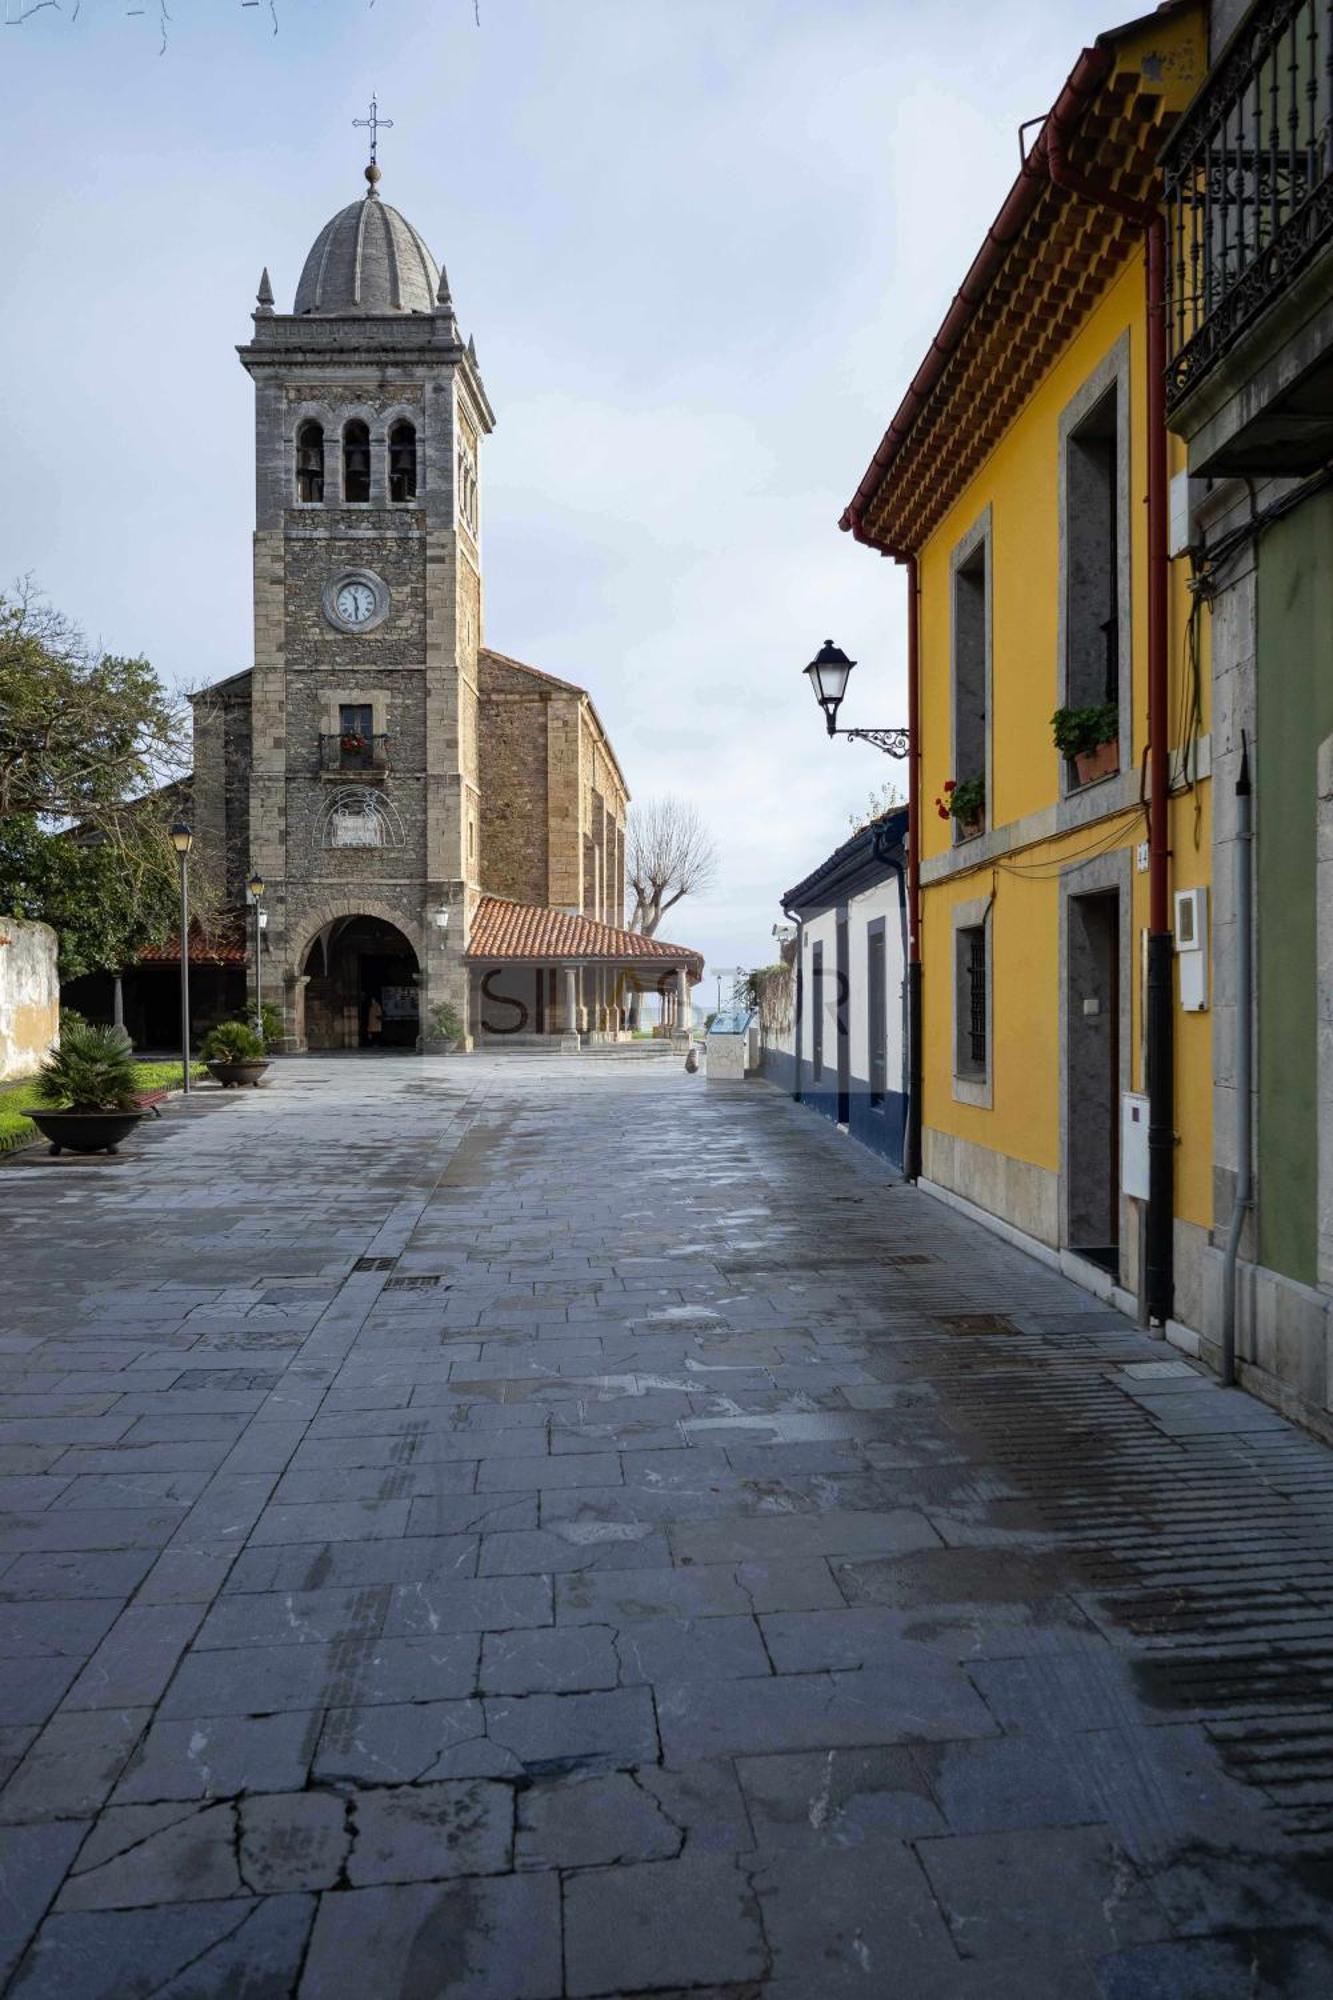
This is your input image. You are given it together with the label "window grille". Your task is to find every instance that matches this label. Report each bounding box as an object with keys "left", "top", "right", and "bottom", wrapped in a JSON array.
[{"left": 967, "top": 927, "right": 987, "bottom": 1069}]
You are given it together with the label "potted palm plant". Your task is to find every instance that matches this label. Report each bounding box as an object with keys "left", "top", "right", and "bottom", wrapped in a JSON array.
[
  {"left": 201, "top": 1020, "right": 270, "bottom": 1088},
  {"left": 25, "top": 1023, "right": 146, "bottom": 1155},
  {"left": 1052, "top": 704, "right": 1119, "bottom": 786},
  {"left": 425, "top": 1000, "right": 463, "bottom": 1055}
]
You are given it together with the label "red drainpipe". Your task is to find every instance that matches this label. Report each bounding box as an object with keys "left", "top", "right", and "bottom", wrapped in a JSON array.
[
  {"left": 902, "top": 551, "right": 922, "bottom": 1182},
  {"left": 1045, "top": 114, "right": 1174, "bottom": 1325}
]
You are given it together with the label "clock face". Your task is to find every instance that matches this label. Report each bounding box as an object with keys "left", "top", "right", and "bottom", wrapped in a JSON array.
[{"left": 335, "top": 581, "right": 376, "bottom": 626}]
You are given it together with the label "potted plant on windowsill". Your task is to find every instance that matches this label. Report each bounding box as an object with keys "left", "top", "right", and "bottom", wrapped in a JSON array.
[
  {"left": 24, "top": 1022, "right": 146, "bottom": 1155},
  {"left": 425, "top": 1000, "right": 463, "bottom": 1055},
  {"left": 936, "top": 775, "right": 986, "bottom": 839},
  {"left": 201, "top": 1021, "right": 270, "bottom": 1088},
  {"left": 1052, "top": 704, "right": 1119, "bottom": 787},
  {"left": 340, "top": 732, "right": 368, "bottom": 756}
]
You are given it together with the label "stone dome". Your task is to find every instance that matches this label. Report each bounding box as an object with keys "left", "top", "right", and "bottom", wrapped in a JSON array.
[{"left": 294, "top": 180, "right": 440, "bottom": 316}]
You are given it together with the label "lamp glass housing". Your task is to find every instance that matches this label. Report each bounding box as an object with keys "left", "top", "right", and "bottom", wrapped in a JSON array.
[
  {"left": 432, "top": 908, "right": 451, "bottom": 931},
  {"left": 804, "top": 640, "right": 855, "bottom": 727},
  {"left": 169, "top": 819, "right": 193, "bottom": 856},
  {"left": 247, "top": 873, "right": 266, "bottom": 903}
]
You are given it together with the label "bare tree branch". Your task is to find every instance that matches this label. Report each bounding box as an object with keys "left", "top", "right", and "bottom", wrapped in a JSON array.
[{"left": 627, "top": 796, "right": 718, "bottom": 938}]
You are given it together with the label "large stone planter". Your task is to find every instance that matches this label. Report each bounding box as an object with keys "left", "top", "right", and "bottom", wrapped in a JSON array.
[
  {"left": 206, "top": 1059, "right": 270, "bottom": 1089},
  {"left": 25, "top": 1108, "right": 146, "bottom": 1156}
]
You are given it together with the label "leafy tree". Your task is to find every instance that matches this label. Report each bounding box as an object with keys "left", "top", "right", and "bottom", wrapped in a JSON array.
[
  {"left": 0, "top": 584, "right": 205, "bottom": 979},
  {"left": 0, "top": 583, "right": 187, "bottom": 841},
  {"left": 0, "top": 812, "right": 179, "bottom": 980}
]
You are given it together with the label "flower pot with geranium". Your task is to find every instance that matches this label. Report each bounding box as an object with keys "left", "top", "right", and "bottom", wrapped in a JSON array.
[
  {"left": 1052, "top": 704, "right": 1118, "bottom": 787},
  {"left": 935, "top": 775, "right": 986, "bottom": 838}
]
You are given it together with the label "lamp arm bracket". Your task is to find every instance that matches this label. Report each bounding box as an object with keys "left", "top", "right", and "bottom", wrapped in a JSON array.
[{"left": 838, "top": 727, "right": 911, "bottom": 758}]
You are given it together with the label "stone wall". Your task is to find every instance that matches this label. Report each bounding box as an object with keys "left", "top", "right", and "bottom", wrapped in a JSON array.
[
  {"left": 477, "top": 655, "right": 551, "bottom": 906},
  {"left": 0, "top": 919, "right": 58, "bottom": 1081}
]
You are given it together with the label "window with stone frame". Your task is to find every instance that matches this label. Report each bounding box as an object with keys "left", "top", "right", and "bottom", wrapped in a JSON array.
[
  {"left": 339, "top": 703, "right": 374, "bottom": 770},
  {"left": 343, "top": 420, "right": 371, "bottom": 504},
  {"left": 951, "top": 530, "right": 988, "bottom": 839},
  {"left": 296, "top": 421, "right": 325, "bottom": 503},
  {"left": 955, "top": 923, "right": 988, "bottom": 1081},
  {"left": 1064, "top": 383, "right": 1120, "bottom": 716},
  {"left": 388, "top": 420, "right": 418, "bottom": 502}
]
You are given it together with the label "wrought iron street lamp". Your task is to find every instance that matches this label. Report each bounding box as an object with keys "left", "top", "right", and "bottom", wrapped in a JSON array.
[
  {"left": 803, "top": 640, "right": 909, "bottom": 758},
  {"left": 169, "top": 818, "right": 193, "bottom": 1094},
  {"left": 246, "top": 871, "right": 266, "bottom": 1039}
]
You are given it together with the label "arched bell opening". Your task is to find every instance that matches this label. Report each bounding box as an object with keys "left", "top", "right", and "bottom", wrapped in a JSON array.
[{"left": 300, "top": 915, "right": 419, "bottom": 1050}]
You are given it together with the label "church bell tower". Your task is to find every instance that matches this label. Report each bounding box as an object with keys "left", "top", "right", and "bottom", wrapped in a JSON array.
[{"left": 237, "top": 139, "right": 494, "bottom": 1050}]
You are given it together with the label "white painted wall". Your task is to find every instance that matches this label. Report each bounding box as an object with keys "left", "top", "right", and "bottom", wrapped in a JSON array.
[
  {"left": 0, "top": 919, "right": 59, "bottom": 1081},
  {"left": 798, "top": 875, "right": 906, "bottom": 1095}
]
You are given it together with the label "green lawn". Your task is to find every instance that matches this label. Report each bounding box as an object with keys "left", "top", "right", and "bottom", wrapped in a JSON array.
[{"left": 0, "top": 1061, "right": 207, "bottom": 1155}]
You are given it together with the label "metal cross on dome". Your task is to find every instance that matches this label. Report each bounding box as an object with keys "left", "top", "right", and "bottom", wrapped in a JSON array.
[{"left": 354, "top": 95, "right": 394, "bottom": 167}]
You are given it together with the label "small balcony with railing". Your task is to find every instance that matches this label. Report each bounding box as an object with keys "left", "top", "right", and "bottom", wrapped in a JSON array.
[
  {"left": 1163, "top": 0, "right": 1333, "bottom": 474},
  {"left": 318, "top": 733, "right": 392, "bottom": 780}
]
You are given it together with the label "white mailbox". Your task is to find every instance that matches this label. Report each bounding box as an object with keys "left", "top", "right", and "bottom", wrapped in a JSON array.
[
  {"left": 1175, "top": 887, "right": 1208, "bottom": 1011},
  {"left": 1122, "top": 1091, "right": 1150, "bottom": 1200}
]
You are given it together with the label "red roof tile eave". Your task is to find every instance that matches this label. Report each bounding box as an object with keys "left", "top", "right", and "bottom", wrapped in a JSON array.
[
  {"left": 839, "top": 42, "right": 1111, "bottom": 553},
  {"left": 838, "top": 3, "right": 1195, "bottom": 552},
  {"left": 464, "top": 896, "right": 703, "bottom": 973}
]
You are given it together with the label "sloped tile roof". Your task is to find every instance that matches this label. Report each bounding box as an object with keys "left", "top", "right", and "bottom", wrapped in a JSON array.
[
  {"left": 467, "top": 896, "right": 701, "bottom": 971},
  {"left": 140, "top": 921, "right": 247, "bottom": 967}
]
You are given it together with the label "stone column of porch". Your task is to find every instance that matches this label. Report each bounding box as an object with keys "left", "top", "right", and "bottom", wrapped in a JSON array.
[
  {"left": 561, "top": 966, "right": 580, "bottom": 1054},
  {"left": 672, "top": 967, "right": 692, "bottom": 1044}
]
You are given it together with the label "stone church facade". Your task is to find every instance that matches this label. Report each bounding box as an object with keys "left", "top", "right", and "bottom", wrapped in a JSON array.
[{"left": 184, "top": 163, "right": 700, "bottom": 1051}]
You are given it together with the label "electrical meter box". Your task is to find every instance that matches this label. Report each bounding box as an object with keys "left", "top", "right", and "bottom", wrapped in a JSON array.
[
  {"left": 1174, "top": 887, "right": 1209, "bottom": 1011},
  {"left": 1122, "top": 1092, "right": 1150, "bottom": 1200}
]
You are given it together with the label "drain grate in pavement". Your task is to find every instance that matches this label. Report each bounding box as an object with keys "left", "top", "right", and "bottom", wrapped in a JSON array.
[
  {"left": 383, "top": 1275, "right": 444, "bottom": 1292},
  {"left": 354, "top": 1256, "right": 397, "bottom": 1273},
  {"left": 935, "top": 1312, "right": 1018, "bottom": 1334}
]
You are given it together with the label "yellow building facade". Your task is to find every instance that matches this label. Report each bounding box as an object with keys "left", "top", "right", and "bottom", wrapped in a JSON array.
[{"left": 845, "top": 4, "right": 1216, "bottom": 1336}]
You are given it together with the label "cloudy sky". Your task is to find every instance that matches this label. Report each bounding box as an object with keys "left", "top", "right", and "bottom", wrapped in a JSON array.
[{"left": 4, "top": 0, "right": 1121, "bottom": 975}]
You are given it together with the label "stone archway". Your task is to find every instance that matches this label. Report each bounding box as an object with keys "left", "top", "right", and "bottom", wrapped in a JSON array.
[{"left": 300, "top": 914, "right": 420, "bottom": 1050}]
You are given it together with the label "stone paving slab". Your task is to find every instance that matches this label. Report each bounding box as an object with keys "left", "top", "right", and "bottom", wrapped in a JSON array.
[{"left": 4, "top": 1052, "right": 1333, "bottom": 1995}]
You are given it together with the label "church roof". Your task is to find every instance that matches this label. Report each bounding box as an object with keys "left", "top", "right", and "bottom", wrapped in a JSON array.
[
  {"left": 467, "top": 896, "right": 702, "bottom": 971},
  {"left": 294, "top": 178, "right": 440, "bottom": 316}
]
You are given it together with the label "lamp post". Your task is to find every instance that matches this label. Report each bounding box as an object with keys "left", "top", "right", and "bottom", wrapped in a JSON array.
[
  {"left": 803, "top": 640, "right": 910, "bottom": 758},
  {"left": 169, "top": 819, "right": 193, "bottom": 1094},
  {"left": 246, "top": 872, "right": 266, "bottom": 1038}
]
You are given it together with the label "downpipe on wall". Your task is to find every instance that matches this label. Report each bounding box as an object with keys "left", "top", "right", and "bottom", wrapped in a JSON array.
[{"left": 1220, "top": 736, "right": 1253, "bottom": 1386}]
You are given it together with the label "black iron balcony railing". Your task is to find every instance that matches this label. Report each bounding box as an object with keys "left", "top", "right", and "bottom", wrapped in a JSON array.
[
  {"left": 1163, "top": 0, "right": 1333, "bottom": 411},
  {"left": 318, "top": 733, "right": 391, "bottom": 776}
]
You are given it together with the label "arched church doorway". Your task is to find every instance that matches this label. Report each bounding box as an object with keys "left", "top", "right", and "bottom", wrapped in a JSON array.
[{"left": 302, "top": 916, "right": 420, "bottom": 1050}]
